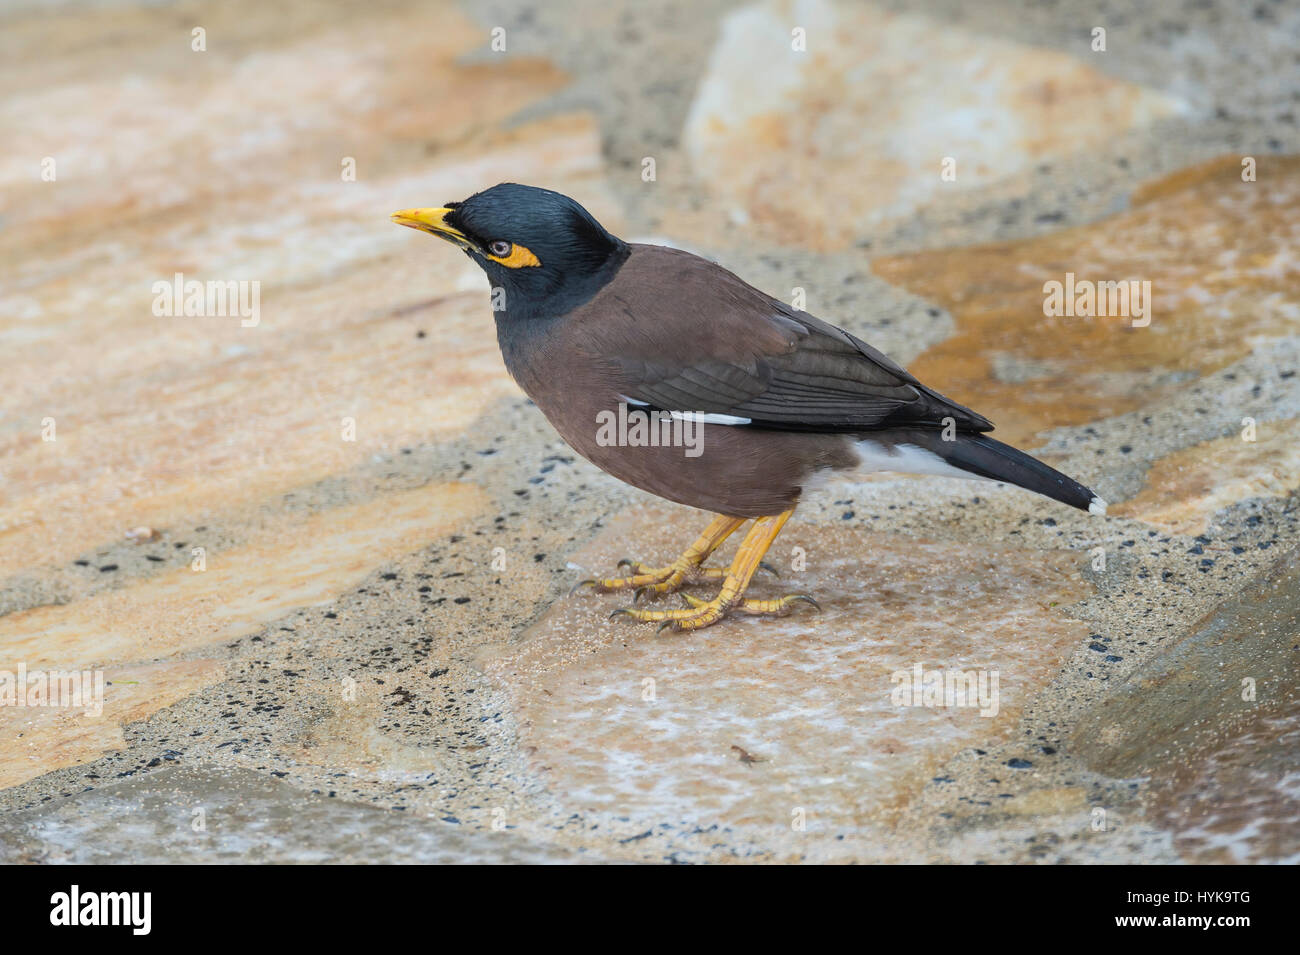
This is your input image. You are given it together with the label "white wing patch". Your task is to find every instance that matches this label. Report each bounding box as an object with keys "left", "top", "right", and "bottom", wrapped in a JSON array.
[
  {"left": 853, "top": 439, "right": 980, "bottom": 481},
  {"left": 615, "top": 397, "right": 752, "bottom": 426},
  {"left": 668, "top": 410, "right": 753, "bottom": 426}
]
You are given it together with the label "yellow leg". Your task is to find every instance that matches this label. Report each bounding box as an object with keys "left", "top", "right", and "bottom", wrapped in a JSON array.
[
  {"left": 572, "top": 513, "right": 746, "bottom": 598},
  {"left": 611, "top": 509, "right": 817, "bottom": 632}
]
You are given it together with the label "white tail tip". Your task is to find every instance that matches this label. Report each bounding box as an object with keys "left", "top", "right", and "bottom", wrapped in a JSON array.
[{"left": 1089, "top": 496, "right": 1108, "bottom": 516}]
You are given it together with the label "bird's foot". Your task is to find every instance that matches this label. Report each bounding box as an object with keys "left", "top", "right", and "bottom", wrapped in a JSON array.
[
  {"left": 569, "top": 514, "right": 750, "bottom": 600},
  {"left": 611, "top": 590, "right": 819, "bottom": 633},
  {"left": 571, "top": 558, "right": 778, "bottom": 602},
  {"left": 575, "top": 511, "right": 797, "bottom": 630}
]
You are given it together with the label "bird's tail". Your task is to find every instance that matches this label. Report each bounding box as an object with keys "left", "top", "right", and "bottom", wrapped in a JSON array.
[{"left": 920, "top": 432, "right": 1106, "bottom": 514}]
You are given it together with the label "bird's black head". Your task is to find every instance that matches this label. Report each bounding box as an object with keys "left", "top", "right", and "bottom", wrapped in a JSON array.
[{"left": 392, "top": 183, "right": 628, "bottom": 320}]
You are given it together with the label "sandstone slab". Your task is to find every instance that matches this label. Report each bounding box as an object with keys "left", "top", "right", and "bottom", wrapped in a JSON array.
[{"left": 684, "top": 0, "right": 1184, "bottom": 248}]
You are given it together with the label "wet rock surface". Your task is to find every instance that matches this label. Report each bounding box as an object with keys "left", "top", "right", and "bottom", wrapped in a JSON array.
[
  {"left": 0, "top": 764, "right": 599, "bottom": 864},
  {"left": 1072, "top": 546, "right": 1300, "bottom": 864},
  {"left": 1, "top": 0, "right": 1296, "bottom": 862}
]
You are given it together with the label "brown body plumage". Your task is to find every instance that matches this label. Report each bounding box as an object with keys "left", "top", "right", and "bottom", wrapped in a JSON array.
[{"left": 499, "top": 245, "right": 871, "bottom": 516}]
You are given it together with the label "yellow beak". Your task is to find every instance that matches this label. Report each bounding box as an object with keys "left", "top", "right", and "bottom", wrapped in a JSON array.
[{"left": 390, "top": 207, "right": 472, "bottom": 248}]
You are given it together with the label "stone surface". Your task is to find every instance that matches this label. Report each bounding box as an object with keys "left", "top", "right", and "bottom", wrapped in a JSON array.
[
  {"left": 1115, "top": 417, "right": 1300, "bottom": 535},
  {"left": 0, "top": 0, "right": 618, "bottom": 578},
  {"left": 1144, "top": 702, "right": 1300, "bottom": 865},
  {"left": 0, "top": 763, "right": 597, "bottom": 864},
  {"left": 683, "top": 0, "right": 1185, "bottom": 248},
  {"left": 1072, "top": 547, "right": 1300, "bottom": 864},
  {"left": 0, "top": 660, "right": 224, "bottom": 790},
  {"left": 0, "top": 483, "right": 487, "bottom": 669},
  {"left": 1072, "top": 546, "right": 1300, "bottom": 780},
  {"left": 873, "top": 155, "right": 1300, "bottom": 448},
  {"left": 485, "top": 503, "right": 1093, "bottom": 853}
]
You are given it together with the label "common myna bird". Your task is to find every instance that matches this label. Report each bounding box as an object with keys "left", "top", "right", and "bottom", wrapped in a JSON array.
[{"left": 393, "top": 184, "right": 1105, "bottom": 632}]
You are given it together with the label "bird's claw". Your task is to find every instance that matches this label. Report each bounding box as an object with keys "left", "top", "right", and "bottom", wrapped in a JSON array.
[
  {"left": 786, "top": 593, "right": 820, "bottom": 612},
  {"left": 609, "top": 587, "right": 820, "bottom": 632}
]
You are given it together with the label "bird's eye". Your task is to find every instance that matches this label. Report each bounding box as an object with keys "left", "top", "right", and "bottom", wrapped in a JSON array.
[{"left": 488, "top": 240, "right": 512, "bottom": 257}]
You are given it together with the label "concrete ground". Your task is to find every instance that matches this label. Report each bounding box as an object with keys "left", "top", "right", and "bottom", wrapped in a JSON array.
[{"left": 0, "top": 0, "right": 1297, "bottom": 863}]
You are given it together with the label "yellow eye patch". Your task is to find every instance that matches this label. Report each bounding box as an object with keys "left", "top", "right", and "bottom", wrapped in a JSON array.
[{"left": 486, "top": 243, "right": 541, "bottom": 268}]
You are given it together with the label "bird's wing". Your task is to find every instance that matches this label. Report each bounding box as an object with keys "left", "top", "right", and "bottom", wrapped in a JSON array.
[{"left": 587, "top": 245, "right": 993, "bottom": 433}]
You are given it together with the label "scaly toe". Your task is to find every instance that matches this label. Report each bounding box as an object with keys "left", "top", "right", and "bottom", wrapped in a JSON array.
[
  {"left": 578, "top": 566, "right": 673, "bottom": 593},
  {"left": 606, "top": 593, "right": 731, "bottom": 632},
  {"left": 732, "top": 593, "right": 821, "bottom": 616},
  {"left": 607, "top": 597, "right": 727, "bottom": 630},
  {"left": 576, "top": 556, "right": 708, "bottom": 596}
]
